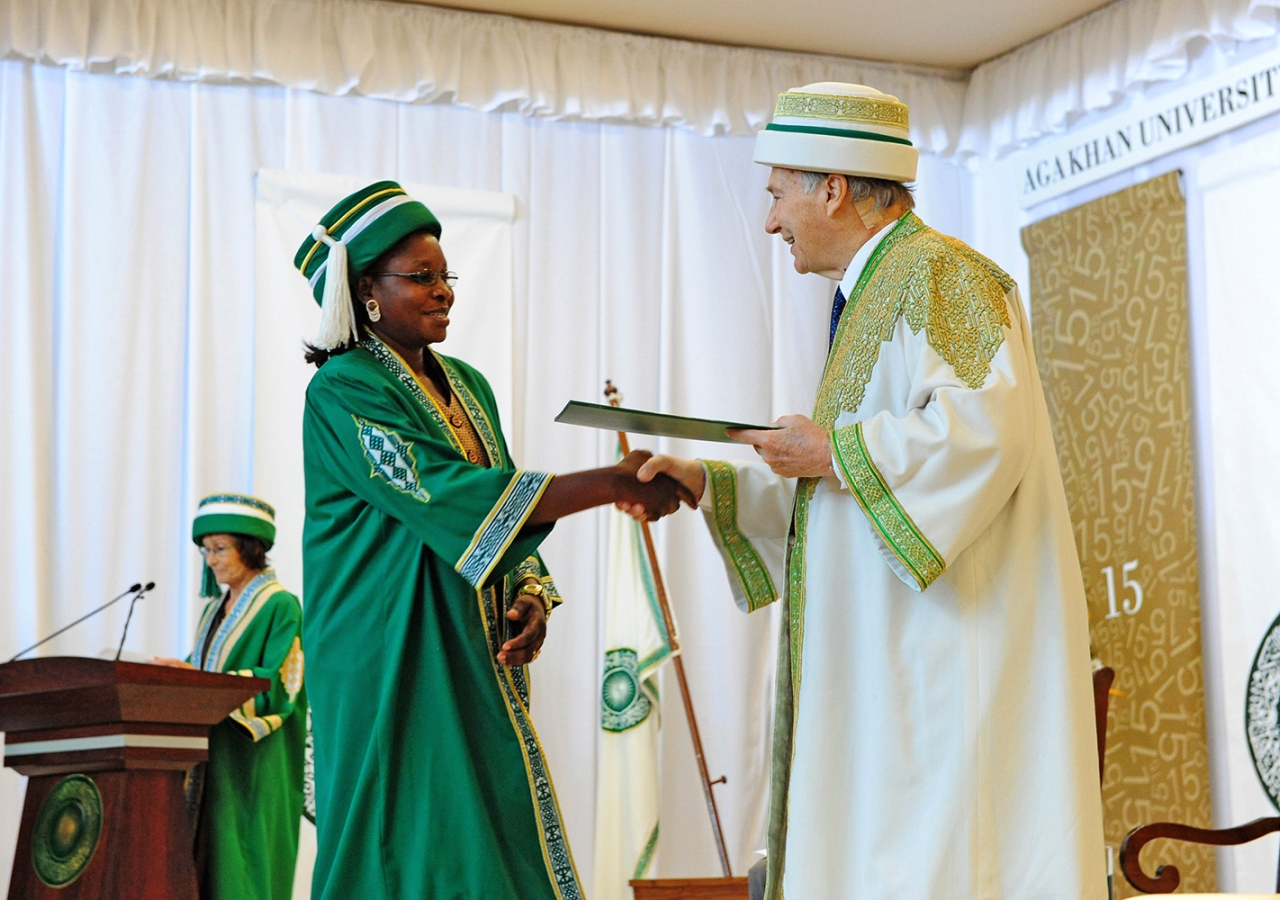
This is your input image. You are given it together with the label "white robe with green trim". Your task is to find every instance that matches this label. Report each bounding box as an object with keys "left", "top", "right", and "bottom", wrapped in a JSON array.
[{"left": 699, "top": 213, "right": 1105, "bottom": 900}]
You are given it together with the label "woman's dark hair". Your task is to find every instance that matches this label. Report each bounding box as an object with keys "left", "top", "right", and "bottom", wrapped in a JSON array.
[
  {"left": 302, "top": 227, "right": 438, "bottom": 368},
  {"left": 232, "top": 534, "right": 270, "bottom": 572},
  {"left": 302, "top": 276, "right": 373, "bottom": 368}
]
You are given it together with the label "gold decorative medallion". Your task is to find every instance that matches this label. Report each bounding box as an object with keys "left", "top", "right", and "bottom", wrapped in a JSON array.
[{"left": 32, "top": 774, "right": 103, "bottom": 888}]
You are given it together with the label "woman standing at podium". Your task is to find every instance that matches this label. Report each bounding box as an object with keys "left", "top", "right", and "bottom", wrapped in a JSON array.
[{"left": 156, "top": 493, "right": 307, "bottom": 900}]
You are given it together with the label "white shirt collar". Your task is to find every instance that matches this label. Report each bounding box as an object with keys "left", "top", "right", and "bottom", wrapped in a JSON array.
[{"left": 837, "top": 215, "right": 902, "bottom": 300}]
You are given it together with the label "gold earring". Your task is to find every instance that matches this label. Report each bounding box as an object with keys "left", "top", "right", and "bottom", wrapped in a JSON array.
[{"left": 366, "top": 299, "right": 382, "bottom": 323}]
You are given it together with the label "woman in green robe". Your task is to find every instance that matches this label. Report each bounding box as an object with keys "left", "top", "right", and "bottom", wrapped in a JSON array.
[
  {"left": 157, "top": 493, "right": 307, "bottom": 900},
  {"left": 295, "top": 181, "right": 688, "bottom": 900}
]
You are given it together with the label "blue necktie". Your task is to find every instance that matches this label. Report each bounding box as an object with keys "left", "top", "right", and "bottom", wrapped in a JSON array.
[{"left": 829, "top": 286, "right": 847, "bottom": 349}]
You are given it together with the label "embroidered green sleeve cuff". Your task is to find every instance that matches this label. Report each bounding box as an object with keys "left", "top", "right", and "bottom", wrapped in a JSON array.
[
  {"left": 227, "top": 681, "right": 283, "bottom": 743},
  {"left": 704, "top": 460, "right": 778, "bottom": 612},
  {"left": 229, "top": 709, "right": 283, "bottom": 742},
  {"left": 831, "top": 423, "right": 945, "bottom": 591},
  {"left": 456, "top": 470, "right": 553, "bottom": 588},
  {"left": 512, "top": 556, "right": 541, "bottom": 583}
]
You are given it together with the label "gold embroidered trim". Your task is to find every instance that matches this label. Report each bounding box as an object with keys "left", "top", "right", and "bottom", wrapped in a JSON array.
[
  {"left": 280, "top": 636, "right": 305, "bottom": 704},
  {"left": 475, "top": 587, "right": 587, "bottom": 899},
  {"left": 788, "top": 478, "right": 817, "bottom": 697},
  {"left": 812, "top": 213, "right": 1014, "bottom": 433},
  {"left": 705, "top": 461, "right": 778, "bottom": 612},
  {"left": 832, "top": 423, "right": 944, "bottom": 590},
  {"left": 425, "top": 387, "right": 491, "bottom": 468},
  {"left": 787, "top": 213, "right": 1012, "bottom": 706},
  {"left": 362, "top": 337, "right": 502, "bottom": 472},
  {"left": 774, "top": 92, "right": 909, "bottom": 130},
  {"left": 437, "top": 354, "right": 506, "bottom": 469}
]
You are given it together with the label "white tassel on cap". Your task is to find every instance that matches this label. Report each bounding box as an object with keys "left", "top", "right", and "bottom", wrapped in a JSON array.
[{"left": 312, "top": 225, "right": 359, "bottom": 350}]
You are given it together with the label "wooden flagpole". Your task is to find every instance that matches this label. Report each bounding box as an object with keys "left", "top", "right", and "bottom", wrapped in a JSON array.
[{"left": 605, "top": 380, "right": 733, "bottom": 878}]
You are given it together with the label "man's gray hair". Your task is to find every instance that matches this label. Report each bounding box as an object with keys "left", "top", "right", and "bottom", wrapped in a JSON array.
[{"left": 798, "top": 170, "right": 915, "bottom": 211}]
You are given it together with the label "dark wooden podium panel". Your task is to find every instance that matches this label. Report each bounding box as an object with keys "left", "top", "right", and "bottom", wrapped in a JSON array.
[
  {"left": 630, "top": 877, "right": 750, "bottom": 899},
  {"left": 8, "top": 771, "right": 194, "bottom": 900},
  {"left": 0, "top": 657, "right": 267, "bottom": 900}
]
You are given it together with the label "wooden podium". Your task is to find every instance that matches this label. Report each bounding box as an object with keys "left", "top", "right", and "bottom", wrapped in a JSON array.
[{"left": 0, "top": 657, "right": 268, "bottom": 899}]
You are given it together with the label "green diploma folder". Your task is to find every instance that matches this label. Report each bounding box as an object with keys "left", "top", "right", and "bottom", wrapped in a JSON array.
[{"left": 554, "top": 400, "right": 777, "bottom": 444}]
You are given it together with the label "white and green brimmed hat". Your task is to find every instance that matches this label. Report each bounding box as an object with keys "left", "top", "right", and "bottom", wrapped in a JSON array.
[
  {"left": 753, "top": 82, "right": 918, "bottom": 183},
  {"left": 192, "top": 494, "right": 276, "bottom": 597},
  {"left": 294, "top": 180, "right": 442, "bottom": 350}
]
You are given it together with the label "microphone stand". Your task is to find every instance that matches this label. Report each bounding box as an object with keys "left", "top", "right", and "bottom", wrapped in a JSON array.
[
  {"left": 115, "top": 581, "right": 156, "bottom": 661},
  {"left": 7, "top": 583, "right": 144, "bottom": 663}
]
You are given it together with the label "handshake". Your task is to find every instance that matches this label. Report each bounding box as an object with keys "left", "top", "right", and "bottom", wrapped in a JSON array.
[
  {"left": 608, "top": 414, "right": 833, "bottom": 521},
  {"left": 611, "top": 450, "right": 708, "bottom": 521}
]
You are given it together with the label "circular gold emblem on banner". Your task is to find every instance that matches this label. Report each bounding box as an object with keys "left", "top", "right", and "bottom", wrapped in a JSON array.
[{"left": 31, "top": 774, "right": 103, "bottom": 888}]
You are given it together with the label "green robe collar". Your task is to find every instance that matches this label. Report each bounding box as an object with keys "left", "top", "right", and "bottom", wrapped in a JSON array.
[
  {"left": 195, "top": 569, "right": 285, "bottom": 672},
  {"left": 359, "top": 333, "right": 507, "bottom": 469}
]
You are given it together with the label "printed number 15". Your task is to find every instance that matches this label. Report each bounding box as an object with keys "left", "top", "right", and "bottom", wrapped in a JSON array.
[{"left": 1103, "top": 560, "right": 1143, "bottom": 618}]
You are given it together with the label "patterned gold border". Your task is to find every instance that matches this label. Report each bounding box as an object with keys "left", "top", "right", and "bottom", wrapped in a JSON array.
[
  {"left": 774, "top": 92, "right": 909, "bottom": 130},
  {"left": 831, "top": 423, "right": 944, "bottom": 590},
  {"left": 705, "top": 460, "right": 779, "bottom": 612},
  {"left": 788, "top": 478, "right": 817, "bottom": 697},
  {"left": 476, "top": 586, "right": 586, "bottom": 900},
  {"left": 456, "top": 471, "right": 552, "bottom": 588}
]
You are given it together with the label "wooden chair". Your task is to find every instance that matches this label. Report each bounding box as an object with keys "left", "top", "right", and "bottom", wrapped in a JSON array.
[
  {"left": 1119, "top": 817, "right": 1280, "bottom": 893},
  {"left": 1109, "top": 652, "right": 1280, "bottom": 894}
]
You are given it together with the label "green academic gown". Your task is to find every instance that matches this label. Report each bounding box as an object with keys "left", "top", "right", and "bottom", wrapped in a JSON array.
[
  {"left": 301, "top": 334, "right": 583, "bottom": 900},
  {"left": 191, "top": 570, "right": 307, "bottom": 900}
]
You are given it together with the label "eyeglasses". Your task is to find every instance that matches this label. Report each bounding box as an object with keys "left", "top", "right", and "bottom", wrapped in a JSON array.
[
  {"left": 370, "top": 270, "right": 459, "bottom": 288},
  {"left": 199, "top": 544, "right": 237, "bottom": 559}
]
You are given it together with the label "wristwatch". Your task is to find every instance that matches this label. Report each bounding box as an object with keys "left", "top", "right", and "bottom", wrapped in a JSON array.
[{"left": 517, "top": 580, "right": 553, "bottom": 618}]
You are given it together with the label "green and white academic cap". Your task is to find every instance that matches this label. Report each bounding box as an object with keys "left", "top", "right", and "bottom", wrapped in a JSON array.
[
  {"left": 753, "top": 82, "right": 918, "bottom": 183},
  {"left": 293, "top": 181, "right": 442, "bottom": 350},
  {"left": 192, "top": 494, "right": 276, "bottom": 597}
]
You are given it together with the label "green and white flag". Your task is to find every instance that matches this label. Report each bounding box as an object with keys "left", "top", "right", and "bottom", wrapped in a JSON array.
[{"left": 592, "top": 500, "right": 677, "bottom": 900}]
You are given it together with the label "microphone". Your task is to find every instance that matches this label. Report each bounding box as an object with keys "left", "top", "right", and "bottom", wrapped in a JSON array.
[
  {"left": 114, "top": 582, "right": 156, "bottom": 661},
  {"left": 7, "top": 583, "right": 145, "bottom": 663}
]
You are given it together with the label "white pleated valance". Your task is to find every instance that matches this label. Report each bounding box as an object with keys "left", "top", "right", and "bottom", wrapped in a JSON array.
[
  {"left": 0, "top": 0, "right": 967, "bottom": 152},
  {"left": 960, "top": 0, "right": 1280, "bottom": 159},
  {"left": 5, "top": 0, "right": 1280, "bottom": 161}
]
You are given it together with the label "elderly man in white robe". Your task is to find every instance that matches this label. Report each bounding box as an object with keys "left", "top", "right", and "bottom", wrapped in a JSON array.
[{"left": 631, "top": 83, "right": 1106, "bottom": 900}]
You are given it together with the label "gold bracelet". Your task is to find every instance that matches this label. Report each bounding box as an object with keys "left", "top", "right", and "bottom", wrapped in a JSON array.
[{"left": 516, "top": 579, "right": 553, "bottom": 618}]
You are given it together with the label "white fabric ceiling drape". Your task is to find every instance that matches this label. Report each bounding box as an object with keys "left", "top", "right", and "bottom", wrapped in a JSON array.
[
  {"left": 959, "top": 0, "right": 1280, "bottom": 159},
  {"left": 0, "top": 55, "right": 969, "bottom": 895},
  {"left": 0, "top": 0, "right": 967, "bottom": 150},
  {"left": 8, "top": 0, "right": 1280, "bottom": 163}
]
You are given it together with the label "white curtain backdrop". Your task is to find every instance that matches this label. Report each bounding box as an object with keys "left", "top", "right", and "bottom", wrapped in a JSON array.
[
  {"left": 11, "top": 0, "right": 1280, "bottom": 164},
  {"left": 0, "top": 54, "right": 969, "bottom": 895},
  {"left": 0, "top": 0, "right": 967, "bottom": 149}
]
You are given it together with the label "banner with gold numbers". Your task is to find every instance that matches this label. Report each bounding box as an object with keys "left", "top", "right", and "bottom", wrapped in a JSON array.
[{"left": 1022, "top": 171, "right": 1214, "bottom": 896}]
